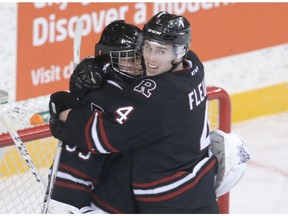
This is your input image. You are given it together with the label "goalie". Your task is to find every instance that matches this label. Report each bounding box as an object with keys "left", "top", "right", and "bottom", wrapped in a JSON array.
[
  {"left": 49, "top": 12, "right": 220, "bottom": 213},
  {"left": 48, "top": 12, "right": 250, "bottom": 213}
]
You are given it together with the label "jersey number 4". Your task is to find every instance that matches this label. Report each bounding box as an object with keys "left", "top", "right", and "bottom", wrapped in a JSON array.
[{"left": 115, "top": 106, "right": 134, "bottom": 124}]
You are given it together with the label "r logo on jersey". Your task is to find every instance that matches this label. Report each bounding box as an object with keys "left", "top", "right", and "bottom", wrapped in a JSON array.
[{"left": 133, "top": 79, "right": 156, "bottom": 98}]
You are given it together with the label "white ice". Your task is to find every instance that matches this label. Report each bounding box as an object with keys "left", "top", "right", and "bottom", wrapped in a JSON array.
[{"left": 230, "top": 112, "right": 288, "bottom": 214}]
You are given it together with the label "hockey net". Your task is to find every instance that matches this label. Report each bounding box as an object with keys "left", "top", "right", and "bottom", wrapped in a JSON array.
[{"left": 0, "top": 86, "right": 231, "bottom": 214}]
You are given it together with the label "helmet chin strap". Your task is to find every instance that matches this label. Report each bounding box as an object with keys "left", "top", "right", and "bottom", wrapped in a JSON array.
[
  {"left": 168, "top": 58, "right": 183, "bottom": 73},
  {"left": 168, "top": 51, "right": 189, "bottom": 72}
]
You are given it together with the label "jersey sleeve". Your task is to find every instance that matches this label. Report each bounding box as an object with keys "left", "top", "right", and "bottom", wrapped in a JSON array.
[{"left": 60, "top": 87, "right": 175, "bottom": 154}]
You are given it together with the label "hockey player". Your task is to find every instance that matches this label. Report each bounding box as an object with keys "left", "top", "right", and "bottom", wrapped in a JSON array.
[
  {"left": 48, "top": 20, "right": 142, "bottom": 213},
  {"left": 50, "top": 11, "right": 219, "bottom": 213}
]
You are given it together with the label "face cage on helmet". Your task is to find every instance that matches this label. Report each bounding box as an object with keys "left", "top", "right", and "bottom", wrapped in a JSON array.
[{"left": 109, "top": 49, "right": 143, "bottom": 79}]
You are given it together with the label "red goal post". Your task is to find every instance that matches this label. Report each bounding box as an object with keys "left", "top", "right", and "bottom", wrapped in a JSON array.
[
  {"left": 0, "top": 86, "right": 231, "bottom": 213},
  {"left": 207, "top": 86, "right": 231, "bottom": 214}
]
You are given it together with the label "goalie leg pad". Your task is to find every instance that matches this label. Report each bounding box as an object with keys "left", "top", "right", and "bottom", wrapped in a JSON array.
[{"left": 209, "top": 129, "right": 251, "bottom": 197}]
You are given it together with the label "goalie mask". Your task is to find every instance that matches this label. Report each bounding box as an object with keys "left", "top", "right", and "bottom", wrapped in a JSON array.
[{"left": 95, "top": 20, "right": 143, "bottom": 79}]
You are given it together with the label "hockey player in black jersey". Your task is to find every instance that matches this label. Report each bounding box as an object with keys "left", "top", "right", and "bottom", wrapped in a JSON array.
[
  {"left": 50, "top": 11, "right": 219, "bottom": 213},
  {"left": 48, "top": 20, "right": 142, "bottom": 213}
]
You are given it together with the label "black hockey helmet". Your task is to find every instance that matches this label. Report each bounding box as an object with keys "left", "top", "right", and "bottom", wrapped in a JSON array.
[
  {"left": 142, "top": 11, "right": 191, "bottom": 58},
  {"left": 95, "top": 20, "right": 143, "bottom": 79},
  {"left": 95, "top": 20, "right": 141, "bottom": 54}
]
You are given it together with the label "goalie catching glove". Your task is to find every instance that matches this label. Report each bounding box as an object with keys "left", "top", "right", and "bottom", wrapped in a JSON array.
[
  {"left": 209, "top": 129, "right": 251, "bottom": 197},
  {"left": 69, "top": 56, "right": 108, "bottom": 99},
  {"left": 49, "top": 91, "right": 81, "bottom": 140}
]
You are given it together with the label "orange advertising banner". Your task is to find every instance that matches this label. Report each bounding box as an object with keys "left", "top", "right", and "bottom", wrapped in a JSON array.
[{"left": 17, "top": 2, "right": 288, "bottom": 100}]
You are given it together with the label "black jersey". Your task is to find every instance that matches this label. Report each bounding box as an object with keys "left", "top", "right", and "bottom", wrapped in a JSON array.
[
  {"left": 61, "top": 51, "right": 218, "bottom": 212},
  {"left": 84, "top": 77, "right": 137, "bottom": 213},
  {"left": 51, "top": 68, "right": 137, "bottom": 213}
]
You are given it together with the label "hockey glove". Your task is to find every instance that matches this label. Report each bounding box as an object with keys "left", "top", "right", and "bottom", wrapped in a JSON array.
[
  {"left": 49, "top": 91, "right": 82, "bottom": 139},
  {"left": 69, "top": 56, "right": 108, "bottom": 100}
]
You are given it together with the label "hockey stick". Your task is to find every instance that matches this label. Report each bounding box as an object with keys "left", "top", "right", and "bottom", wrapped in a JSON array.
[
  {"left": 41, "top": 140, "right": 62, "bottom": 213},
  {"left": 73, "top": 18, "right": 84, "bottom": 66},
  {"left": 42, "top": 18, "right": 84, "bottom": 214},
  {"left": 0, "top": 114, "right": 46, "bottom": 191}
]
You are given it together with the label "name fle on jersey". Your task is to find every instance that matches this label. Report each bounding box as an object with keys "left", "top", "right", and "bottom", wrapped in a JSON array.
[{"left": 188, "top": 79, "right": 207, "bottom": 110}]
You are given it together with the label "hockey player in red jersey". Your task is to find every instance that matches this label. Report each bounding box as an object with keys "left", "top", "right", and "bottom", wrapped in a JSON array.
[
  {"left": 50, "top": 11, "right": 219, "bottom": 213},
  {"left": 48, "top": 20, "right": 142, "bottom": 213}
]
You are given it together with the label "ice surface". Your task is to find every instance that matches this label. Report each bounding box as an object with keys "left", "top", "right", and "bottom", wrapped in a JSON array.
[{"left": 230, "top": 112, "right": 288, "bottom": 213}]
